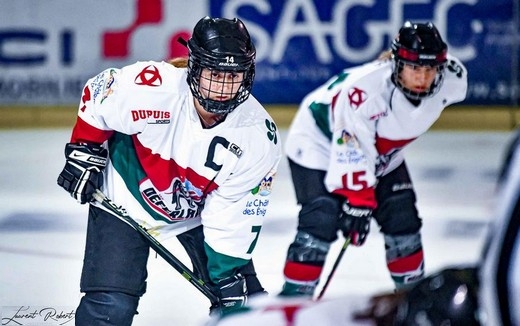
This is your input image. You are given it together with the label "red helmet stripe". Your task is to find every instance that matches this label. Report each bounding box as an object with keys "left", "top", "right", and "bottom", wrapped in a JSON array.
[
  {"left": 397, "top": 48, "right": 419, "bottom": 61},
  {"left": 436, "top": 49, "right": 447, "bottom": 62}
]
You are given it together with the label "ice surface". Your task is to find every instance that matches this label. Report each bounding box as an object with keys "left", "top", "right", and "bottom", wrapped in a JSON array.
[{"left": 0, "top": 129, "right": 513, "bottom": 325}]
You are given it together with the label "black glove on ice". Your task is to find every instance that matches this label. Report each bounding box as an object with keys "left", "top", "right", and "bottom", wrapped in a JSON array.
[
  {"left": 338, "top": 201, "right": 372, "bottom": 246},
  {"left": 57, "top": 143, "right": 108, "bottom": 204}
]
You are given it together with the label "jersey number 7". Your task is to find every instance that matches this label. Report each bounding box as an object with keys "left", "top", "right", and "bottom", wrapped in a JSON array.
[{"left": 246, "top": 225, "right": 262, "bottom": 254}]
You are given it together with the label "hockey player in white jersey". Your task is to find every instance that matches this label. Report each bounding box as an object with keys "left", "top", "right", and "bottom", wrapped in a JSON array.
[
  {"left": 279, "top": 21, "right": 468, "bottom": 296},
  {"left": 56, "top": 16, "right": 282, "bottom": 324}
]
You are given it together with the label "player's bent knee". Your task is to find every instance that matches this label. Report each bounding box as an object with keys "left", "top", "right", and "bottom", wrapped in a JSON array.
[
  {"left": 287, "top": 230, "right": 331, "bottom": 264},
  {"left": 375, "top": 191, "right": 422, "bottom": 235},
  {"left": 75, "top": 291, "right": 140, "bottom": 326},
  {"left": 298, "top": 196, "right": 342, "bottom": 241}
]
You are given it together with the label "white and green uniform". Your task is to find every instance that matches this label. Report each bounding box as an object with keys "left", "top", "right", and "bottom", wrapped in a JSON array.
[
  {"left": 280, "top": 55, "right": 468, "bottom": 291},
  {"left": 70, "top": 60, "right": 282, "bottom": 281},
  {"left": 285, "top": 55, "right": 467, "bottom": 208}
]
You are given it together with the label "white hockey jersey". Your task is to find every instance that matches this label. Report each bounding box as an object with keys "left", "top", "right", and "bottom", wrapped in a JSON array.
[
  {"left": 285, "top": 55, "right": 467, "bottom": 208},
  {"left": 69, "top": 60, "right": 282, "bottom": 281}
]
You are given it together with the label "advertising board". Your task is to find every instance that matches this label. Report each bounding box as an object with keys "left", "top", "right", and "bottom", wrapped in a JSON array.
[{"left": 0, "top": 0, "right": 518, "bottom": 105}]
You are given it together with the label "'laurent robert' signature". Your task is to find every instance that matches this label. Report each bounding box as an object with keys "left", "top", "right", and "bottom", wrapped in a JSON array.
[{"left": 1, "top": 306, "right": 75, "bottom": 325}]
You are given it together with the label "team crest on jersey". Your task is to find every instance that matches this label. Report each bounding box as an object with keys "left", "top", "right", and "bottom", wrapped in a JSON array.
[
  {"left": 139, "top": 177, "right": 203, "bottom": 221},
  {"left": 375, "top": 148, "right": 400, "bottom": 176},
  {"left": 251, "top": 169, "right": 276, "bottom": 196},
  {"left": 348, "top": 87, "right": 367, "bottom": 109},
  {"left": 134, "top": 65, "right": 162, "bottom": 87}
]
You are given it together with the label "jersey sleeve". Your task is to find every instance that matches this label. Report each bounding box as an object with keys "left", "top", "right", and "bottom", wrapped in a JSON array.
[
  {"left": 442, "top": 54, "right": 468, "bottom": 105},
  {"left": 70, "top": 61, "right": 176, "bottom": 143},
  {"left": 70, "top": 68, "right": 121, "bottom": 144},
  {"left": 201, "top": 117, "right": 283, "bottom": 282}
]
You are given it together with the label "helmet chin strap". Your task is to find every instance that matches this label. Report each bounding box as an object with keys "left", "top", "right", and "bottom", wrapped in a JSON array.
[
  {"left": 193, "top": 97, "right": 227, "bottom": 128},
  {"left": 196, "top": 109, "right": 225, "bottom": 128},
  {"left": 404, "top": 95, "right": 422, "bottom": 106},
  {"left": 200, "top": 96, "right": 240, "bottom": 115}
]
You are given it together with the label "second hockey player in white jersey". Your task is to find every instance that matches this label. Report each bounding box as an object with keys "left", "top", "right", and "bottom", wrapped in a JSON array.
[
  {"left": 211, "top": 129, "right": 520, "bottom": 326},
  {"left": 57, "top": 16, "right": 282, "bottom": 325},
  {"left": 279, "top": 21, "right": 468, "bottom": 297}
]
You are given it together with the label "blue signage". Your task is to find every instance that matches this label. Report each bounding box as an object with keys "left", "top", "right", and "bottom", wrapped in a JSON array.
[{"left": 211, "top": 0, "right": 519, "bottom": 105}]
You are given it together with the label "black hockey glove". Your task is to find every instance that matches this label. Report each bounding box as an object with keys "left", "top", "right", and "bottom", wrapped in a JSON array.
[
  {"left": 57, "top": 143, "right": 108, "bottom": 204},
  {"left": 338, "top": 201, "right": 372, "bottom": 246},
  {"left": 214, "top": 273, "right": 247, "bottom": 315}
]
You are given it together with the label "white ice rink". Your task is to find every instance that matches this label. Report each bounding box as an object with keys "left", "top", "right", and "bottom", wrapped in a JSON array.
[{"left": 0, "top": 128, "right": 515, "bottom": 325}]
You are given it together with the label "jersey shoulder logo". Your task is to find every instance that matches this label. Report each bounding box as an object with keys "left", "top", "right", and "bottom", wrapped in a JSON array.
[
  {"left": 348, "top": 87, "right": 368, "bottom": 109},
  {"left": 134, "top": 65, "right": 162, "bottom": 87},
  {"left": 265, "top": 119, "right": 278, "bottom": 144}
]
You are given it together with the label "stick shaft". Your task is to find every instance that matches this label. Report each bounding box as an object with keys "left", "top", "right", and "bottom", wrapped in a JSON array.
[
  {"left": 316, "top": 237, "right": 350, "bottom": 300},
  {"left": 93, "top": 190, "right": 219, "bottom": 304}
]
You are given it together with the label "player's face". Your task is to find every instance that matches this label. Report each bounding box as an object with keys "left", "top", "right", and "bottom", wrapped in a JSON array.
[
  {"left": 198, "top": 69, "right": 244, "bottom": 102},
  {"left": 399, "top": 64, "right": 438, "bottom": 94}
]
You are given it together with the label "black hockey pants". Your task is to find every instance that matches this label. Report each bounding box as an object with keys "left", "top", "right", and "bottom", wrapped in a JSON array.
[{"left": 76, "top": 205, "right": 265, "bottom": 325}]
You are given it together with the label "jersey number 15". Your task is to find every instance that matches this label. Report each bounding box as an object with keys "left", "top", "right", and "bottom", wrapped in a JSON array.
[{"left": 342, "top": 171, "right": 368, "bottom": 191}]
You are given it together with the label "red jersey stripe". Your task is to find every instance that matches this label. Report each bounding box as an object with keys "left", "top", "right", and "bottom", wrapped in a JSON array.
[{"left": 70, "top": 117, "right": 114, "bottom": 144}]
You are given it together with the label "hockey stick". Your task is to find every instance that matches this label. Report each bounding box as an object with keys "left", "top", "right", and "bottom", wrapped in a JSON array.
[
  {"left": 92, "top": 189, "right": 220, "bottom": 304},
  {"left": 316, "top": 237, "right": 351, "bottom": 300}
]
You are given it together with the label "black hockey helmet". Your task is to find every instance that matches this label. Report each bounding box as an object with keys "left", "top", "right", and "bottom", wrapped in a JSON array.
[
  {"left": 391, "top": 21, "right": 448, "bottom": 100},
  {"left": 394, "top": 267, "right": 481, "bottom": 326},
  {"left": 187, "top": 16, "right": 256, "bottom": 114}
]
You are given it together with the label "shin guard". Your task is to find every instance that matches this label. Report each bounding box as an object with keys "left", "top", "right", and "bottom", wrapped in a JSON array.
[
  {"left": 384, "top": 233, "right": 425, "bottom": 289},
  {"left": 75, "top": 291, "right": 139, "bottom": 326},
  {"left": 281, "top": 231, "right": 331, "bottom": 297}
]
